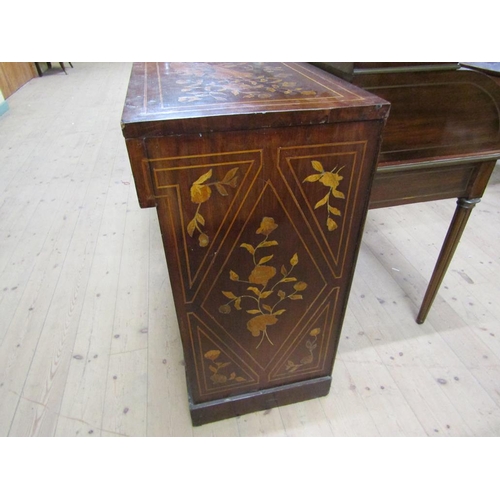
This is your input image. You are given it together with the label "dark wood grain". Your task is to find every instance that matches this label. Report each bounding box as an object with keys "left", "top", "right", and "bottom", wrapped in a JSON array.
[
  {"left": 122, "top": 62, "right": 389, "bottom": 425},
  {"left": 314, "top": 62, "right": 500, "bottom": 323}
]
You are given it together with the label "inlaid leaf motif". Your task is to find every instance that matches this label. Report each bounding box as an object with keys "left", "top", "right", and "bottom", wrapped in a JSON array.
[
  {"left": 222, "top": 167, "right": 239, "bottom": 183},
  {"left": 314, "top": 193, "right": 330, "bottom": 209},
  {"left": 247, "top": 309, "right": 262, "bottom": 315},
  {"left": 215, "top": 183, "right": 229, "bottom": 196},
  {"left": 247, "top": 287, "right": 262, "bottom": 297},
  {"left": 303, "top": 160, "right": 345, "bottom": 232},
  {"left": 187, "top": 219, "right": 197, "bottom": 237},
  {"left": 259, "top": 240, "right": 279, "bottom": 248},
  {"left": 258, "top": 255, "right": 274, "bottom": 265},
  {"left": 193, "top": 169, "right": 213, "bottom": 186},
  {"left": 240, "top": 243, "right": 255, "bottom": 255},
  {"left": 196, "top": 212, "right": 205, "bottom": 225},
  {"left": 312, "top": 160, "right": 325, "bottom": 172},
  {"left": 304, "top": 174, "right": 323, "bottom": 183}
]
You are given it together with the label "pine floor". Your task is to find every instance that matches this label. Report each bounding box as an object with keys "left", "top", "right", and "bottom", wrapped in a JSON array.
[{"left": 1, "top": 62, "right": 499, "bottom": 437}]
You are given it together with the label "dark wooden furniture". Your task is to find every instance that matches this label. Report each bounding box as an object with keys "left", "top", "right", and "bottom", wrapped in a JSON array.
[
  {"left": 122, "top": 62, "right": 389, "bottom": 425},
  {"left": 34, "top": 62, "right": 73, "bottom": 76},
  {"left": 313, "top": 62, "right": 500, "bottom": 323}
]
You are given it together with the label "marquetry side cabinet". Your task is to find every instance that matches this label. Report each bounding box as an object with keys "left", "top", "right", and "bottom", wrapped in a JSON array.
[{"left": 121, "top": 62, "right": 390, "bottom": 425}]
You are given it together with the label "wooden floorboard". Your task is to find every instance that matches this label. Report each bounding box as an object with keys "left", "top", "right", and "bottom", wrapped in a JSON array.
[{"left": 1, "top": 62, "right": 499, "bottom": 437}]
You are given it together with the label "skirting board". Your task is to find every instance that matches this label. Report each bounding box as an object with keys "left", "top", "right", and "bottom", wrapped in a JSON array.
[{"left": 0, "top": 99, "right": 9, "bottom": 117}]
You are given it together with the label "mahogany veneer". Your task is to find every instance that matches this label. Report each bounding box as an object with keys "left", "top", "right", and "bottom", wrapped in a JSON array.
[{"left": 122, "top": 62, "right": 389, "bottom": 425}]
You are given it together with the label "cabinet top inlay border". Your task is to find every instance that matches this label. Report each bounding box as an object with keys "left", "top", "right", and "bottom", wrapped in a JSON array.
[{"left": 121, "top": 62, "right": 390, "bottom": 138}]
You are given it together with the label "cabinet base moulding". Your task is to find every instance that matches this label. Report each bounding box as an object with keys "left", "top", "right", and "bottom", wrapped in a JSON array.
[{"left": 189, "top": 375, "right": 332, "bottom": 426}]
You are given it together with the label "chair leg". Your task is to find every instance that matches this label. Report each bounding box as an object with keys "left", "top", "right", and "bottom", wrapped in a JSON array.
[
  {"left": 59, "top": 63, "right": 67, "bottom": 74},
  {"left": 69, "top": 63, "right": 73, "bottom": 68},
  {"left": 416, "top": 197, "right": 481, "bottom": 324}
]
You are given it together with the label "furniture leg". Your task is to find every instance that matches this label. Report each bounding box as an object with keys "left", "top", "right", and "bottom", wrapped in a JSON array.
[{"left": 416, "top": 197, "right": 481, "bottom": 324}]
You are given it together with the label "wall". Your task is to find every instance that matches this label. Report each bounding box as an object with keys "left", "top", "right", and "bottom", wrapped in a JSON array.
[
  {"left": 0, "top": 90, "right": 8, "bottom": 117},
  {"left": 0, "top": 62, "right": 37, "bottom": 98}
]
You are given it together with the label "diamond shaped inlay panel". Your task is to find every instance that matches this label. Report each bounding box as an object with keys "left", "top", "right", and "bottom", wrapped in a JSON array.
[{"left": 202, "top": 180, "right": 329, "bottom": 371}]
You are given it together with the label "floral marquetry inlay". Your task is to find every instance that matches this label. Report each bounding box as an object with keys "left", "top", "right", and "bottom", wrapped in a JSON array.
[
  {"left": 203, "top": 350, "right": 246, "bottom": 385},
  {"left": 173, "top": 63, "right": 318, "bottom": 104},
  {"left": 284, "top": 328, "right": 322, "bottom": 373},
  {"left": 123, "top": 60, "right": 390, "bottom": 424},
  {"left": 218, "top": 217, "right": 307, "bottom": 349},
  {"left": 303, "top": 160, "right": 345, "bottom": 232},
  {"left": 187, "top": 167, "right": 239, "bottom": 247}
]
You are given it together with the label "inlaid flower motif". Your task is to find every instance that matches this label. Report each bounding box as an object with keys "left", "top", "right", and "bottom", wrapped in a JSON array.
[
  {"left": 219, "top": 217, "right": 306, "bottom": 348},
  {"left": 247, "top": 314, "right": 278, "bottom": 338},
  {"left": 285, "top": 328, "right": 322, "bottom": 373},
  {"left": 248, "top": 265, "right": 277, "bottom": 286},
  {"left": 303, "top": 160, "right": 345, "bottom": 232},
  {"left": 256, "top": 217, "right": 278, "bottom": 236},
  {"left": 187, "top": 167, "right": 239, "bottom": 247},
  {"left": 175, "top": 63, "right": 319, "bottom": 103},
  {"left": 190, "top": 183, "right": 212, "bottom": 204},
  {"left": 203, "top": 349, "right": 246, "bottom": 385}
]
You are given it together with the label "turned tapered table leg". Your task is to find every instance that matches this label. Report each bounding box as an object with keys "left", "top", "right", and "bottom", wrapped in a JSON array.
[{"left": 416, "top": 197, "right": 481, "bottom": 324}]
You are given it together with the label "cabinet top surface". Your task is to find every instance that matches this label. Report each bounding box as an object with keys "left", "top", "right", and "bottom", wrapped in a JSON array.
[{"left": 121, "top": 62, "right": 389, "bottom": 137}]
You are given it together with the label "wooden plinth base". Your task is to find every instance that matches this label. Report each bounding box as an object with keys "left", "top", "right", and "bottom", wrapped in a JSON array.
[{"left": 189, "top": 376, "right": 332, "bottom": 426}]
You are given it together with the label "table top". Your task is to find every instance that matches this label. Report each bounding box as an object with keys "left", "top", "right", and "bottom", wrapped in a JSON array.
[{"left": 121, "top": 62, "right": 389, "bottom": 138}]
